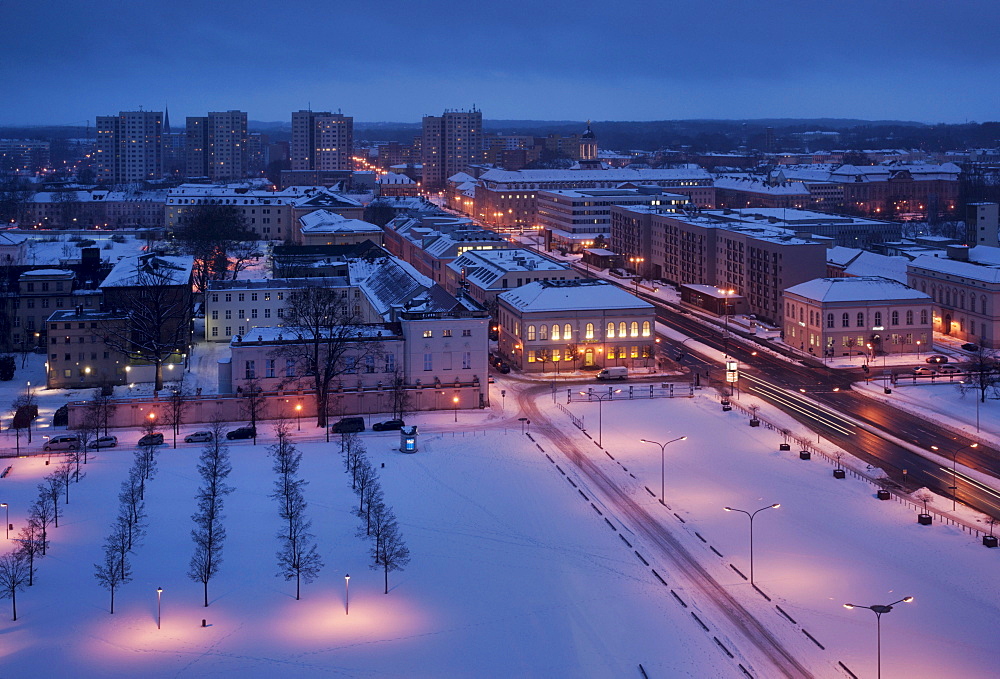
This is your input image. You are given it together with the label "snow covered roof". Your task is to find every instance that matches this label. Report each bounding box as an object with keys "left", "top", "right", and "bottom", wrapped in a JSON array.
[
  {"left": 843, "top": 252, "right": 909, "bottom": 284},
  {"left": 478, "top": 167, "right": 711, "bottom": 184},
  {"left": 100, "top": 253, "right": 194, "bottom": 287},
  {"left": 298, "top": 210, "right": 380, "bottom": 235},
  {"left": 232, "top": 323, "right": 400, "bottom": 346},
  {"left": 447, "top": 249, "right": 572, "bottom": 288},
  {"left": 377, "top": 172, "right": 415, "bottom": 185},
  {"left": 909, "top": 248, "right": 1000, "bottom": 284},
  {"left": 499, "top": 280, "right": 653, "bottom": 313},
  {"left": 827, "top": 246, "right": 864, "bottom": 268},
  {"left": 349, "top": 257, "right": 434, "bottom": 318},
  {"left": 20, "top": 268, "right": 73, "bottom": 278},
  {"left": 784, "top": 277, "right": 929, "bottom": 303},
  {"left": 714, "top": 176, "right": 810, "bottom": 195}
]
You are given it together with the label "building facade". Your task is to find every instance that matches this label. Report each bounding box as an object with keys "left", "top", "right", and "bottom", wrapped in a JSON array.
[
  {"left": 421, "top": 108, "right": 484, "bottom": 190},
  {"left": 186, "top": 110, "right": 249, "bottom": 182},
  {"left": 445, "top": 248, "right": 582, "bottom": 306},
  {"left": 95, "top": 111, "right": 163, "bottom": 184},
  {"left": 45, "top": 308, "right": 129, "bottom": 389},
  {"left": 291, "top": 110, "right": 354, "bottom": 172},
  {"left": 10, "top": 269, "right": 102, "bottom": 350}
]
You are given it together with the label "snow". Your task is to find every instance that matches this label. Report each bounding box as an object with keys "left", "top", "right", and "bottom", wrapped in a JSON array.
[
  {"left": 784, "top": 276, "right": 930, "bottom": 303},
  {"left": 499, "top": 280, "right": 654, "bottom": 313}
]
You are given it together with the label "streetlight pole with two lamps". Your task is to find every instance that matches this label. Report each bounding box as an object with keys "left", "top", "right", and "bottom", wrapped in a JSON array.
[
  {"left": 931, "top": 442, "right": 978, "bottom": 511},
  {"left": 843, "top": 596, "right": 913, "bottom": 679},
  {"left": 639, "top": 436, "right": 688, "bottom": 505},
  {"left": 723, "top": 503, "right": 780, "bottom": 586},
  {"left": 578, "top": 388, "right": 621, "bottom": 448}
]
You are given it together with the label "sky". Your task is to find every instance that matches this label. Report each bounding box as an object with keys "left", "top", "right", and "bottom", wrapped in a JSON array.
[{"left": 3, "top": 0, "right": 999, "bottom": 127}]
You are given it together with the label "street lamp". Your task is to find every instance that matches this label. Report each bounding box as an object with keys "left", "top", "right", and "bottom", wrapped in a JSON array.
[
  {"left": 640, "top": 436, "right": 688, "bottom": 505},
  {"left": 156, "top": 587, "right": 163, "bottom": 629},
  {"left": 931, "top": 443, "right": 978, "bottom": 511},
  {"left": 345, "top": 574, "right": 350, "bottom": 615},
  {"left": 718, "top": 289, "right": 736, "bottom": 357},
  {"left": 843, "top": 596, "right": 913, "bottom": 679},
  {"left": 578, "top": 388, "right": 621, "bottom": 447},
  {"left": 295, "top": 403, "right": 302, "bottom": 431},
  {"left": 452, "top": 396, "right": 459, "bottom": 423},
  {"left": 723, "top": 503, "right": 780, "bottom": 586},
  {"left": 1, "top": 503, "right": 7, "bottom": 539}
]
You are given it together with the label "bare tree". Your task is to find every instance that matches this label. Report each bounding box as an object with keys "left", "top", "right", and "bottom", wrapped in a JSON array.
[
  {"left": 360, "top": 477, "right": 384, "bottom": 536},
  {"left": 119, "top": 468, "right": 147, "bottom": 549},
  {"left": 93, "top": 544, "right": 131, "bottom": 614},
  {"left": 165, "top": 381, "right": 189, "bottom": 449},
  {"left": 54, "top": 461, "right": 75, "bottom": 505},
  {"left": 340, "top": 433, "right": 365, "bottom": 490},
  {"left": 42, "top": 476, "right": 62, "bottom": 528},
  {"left": 389, "top": 367, "right": 411, "bottom": 421},
  {"left": 72, "top": 412, "right": 98, "bottom": 468},
  {"left": 269, "top": 421, "right": 303, "bottom": 539},
  {"left": 239, "top": 375, "right": 267, "bottom": 444},
  {"left": 272, "top": 287, "right": 382, "bottom": 428},
  {"left": 189, "top": 421, "right": 233, "bottom": 607},
  {"left": 0, "top": 551, "right": 31, "bottom": 620},
  {"left": 958, "top": 346, "right": 1000, "bottom": 403},
  {"left": 87, "top": 387, "right": 118, "bottom": 437},
  {"left": 276, "top": 505, "right": 323, "bottom": 601},
  {"left": 29, "top": 496, "right": 53, "bottom": 556},
  {"left": 99, "top": 257, "right": 192, "bottom": 391},
  {"left": 370, "top": 505, "right": 410, "bottom": 594},
  {"left": 16, "top": 520, "right": 46, "bottom": 586},
  {"left": 354, "top": 458, "right": 376, "bottom": 517},
  {"left": 174, "top": 204, "right": 258, "bottom": 293},
  {"left": 107, "top": 512, "right": 134, "bottom": 581}
]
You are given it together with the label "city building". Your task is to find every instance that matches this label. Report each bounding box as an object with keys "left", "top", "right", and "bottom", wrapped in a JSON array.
[
  {"left": 45, "top": 308, "right": 129, "bottom": 389},
  {"left": 377, "top": 172, "right": 419, "bottom": 197},
  {"left": 297, "top": 210, "right": 384, "bottom": 247},
  {"left": 291, "top": 110, "right": 354, "bottom": 172},
  {"left": 497, "top": 279, "right": 656, "bottom": 373},
  {"left": 0, "top": 139, "right": 51, "bottom": 174},
  {"left": 782, "top": 277, "right": 932, "bottom": 359},
  {"left": 185, "top": 110, "right": 249, "bottom": 182},
  {"left": 474, "top": 167, "right": 714, "bottom": 232},
  {"left": 967, "top": 202, "right": 999, "bottom": 247},
  {"left": 95, "top": 110, "right": 163, "bottom": 184},
  {"left": 10, "top": 268, "right": 102, "bottom": 350},
  {"left": 906, "top": 245, "right": 1000, "bottom": 348},
  {"left": 536, "top": 187, "right": 689, "bottom": 252},
  {"left": 611, "top": 206, "right": 830, "bottom": 326},
  {"left": 421, "top": 108, "right": 484, "bottom": 190},
  {"left": 445, "top": 248, "right": 582, "bottom": 306},
  {"left": 25, "top": 189, "right": 168, "bottom": 229}
]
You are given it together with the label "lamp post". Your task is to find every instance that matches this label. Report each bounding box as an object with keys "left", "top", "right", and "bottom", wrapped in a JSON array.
[
  {"left": 156, "top": 587, "right": 163, "bottom": 629},
  {"left": 640, "top": 436, "right": 688, "bottom": 505},
  {"left": 1, "top": 503, "right": 7, "bottom": 539},
  {"left": 452, "top": 396, "right": 459, "bottom": 423},
  {"left": 295, "top": 403, "right": 302, "bottom": 431},
  {"left": 345, "top": 574, "right": 350, "bottom": 615},
  {"left": 931, "top": 443, "right": 978, "bottom": 511},
  {"left": 718, "top": 289, "right": 735, "bottom": 357},
  {"left": 723, "top": 503, "right": 780, "bottom": 586},
  {"left": 578, "top": 388, "right": 621, "bottom": 447},
  {"left": 843, "top": 596, "right": 913, "bottom": 679}
]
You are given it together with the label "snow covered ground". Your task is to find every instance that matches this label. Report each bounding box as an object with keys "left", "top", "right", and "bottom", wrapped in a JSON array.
[{"left": 1, "top": 378, "right": 997, "bottom": 677}]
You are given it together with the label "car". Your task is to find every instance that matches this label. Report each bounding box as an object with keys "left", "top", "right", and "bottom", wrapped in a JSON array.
[
  {"left": 962, "top": 343, "right": 980, "bottom": 352},
  {"left": 496, "top": 363, "right": 511, "bottom": 374},
  {"left": 488, "top": 375, "right": 495, "bottom": 384},
  {"left": 913, "top": 366, "right": 937, "bottom": 376},
  {"left": 44, "top": 435, "right": 80, "bottom": 452},
  {"left": 137, "top": 432, "right": 165, "bottom": 446},
  {"left": 925, "top": 354, "right": 949, "bottom": 364},
  {"left": 330, "top": 417, "right": 365, "bottom": 434},
  {"left": 184, "top": 431, "right": 214, "bottom": 443},
  {"left": 938, "top": 366, "right": 961, "bottom": 374},
  {"left": 88, "top": 435, "right": 118, "bottom": 449},
  {"left": 226, "top": 426, "right": 256, "bottom": 440},
  {"left": 372, "top": 419, "right": 404, "bottom": 432}
]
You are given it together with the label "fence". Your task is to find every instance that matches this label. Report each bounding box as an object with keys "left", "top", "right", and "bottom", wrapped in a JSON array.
[
  {"left": 566, "top": 382, "right": 694, "bottom": 404},
  {"left": 720, "top": 393, "right": 993, "bottom": 541}
]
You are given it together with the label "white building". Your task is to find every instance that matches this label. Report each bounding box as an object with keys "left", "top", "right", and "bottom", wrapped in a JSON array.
[{"left": 297, "top": 210, "right": 383, "bottom": 246}]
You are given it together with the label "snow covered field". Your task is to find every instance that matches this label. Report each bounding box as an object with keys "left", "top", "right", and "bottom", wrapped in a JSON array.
[{"left": 1, "top": 378, "right": 997, "bottom": 677}]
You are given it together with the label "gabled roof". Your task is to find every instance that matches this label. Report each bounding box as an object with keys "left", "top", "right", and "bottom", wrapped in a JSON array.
[
  {"left": 784, "top": 276, "right": 929, "bottom": 303},
  {"left": 100, "top": 253, "right": 193, "bottom": 287}
]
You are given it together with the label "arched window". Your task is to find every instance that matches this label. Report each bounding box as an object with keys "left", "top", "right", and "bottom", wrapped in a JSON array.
[
  {"left": 799, "top": 307, "right": 804, "bottom": 322},
  {"left": 619, "top": 321, "right": 627, "bottom": 337},
  {"left": 641, "top": 321, "right": 651, "bottom": 337},
  {"left": 540, "top": 324, "right": 548, "bottom": 340},
  {"left": 630, "top": 321, "right": 639, "bottom": 337},
  {"left": 891, "top": 311, "right": 899, "bottom": 325},
  {"left": 921, "top": 309, "right": 928, "bottom": 325},
  {"left": 842, "top": 313, "right": 850, "bottom": 328},
  {"left": 585, "top": 323, "right": 594, "bottom": 340},
  {"left": 906, "top": 310, "right": 913, "bottom": 325},
  {"left": 564, "top": 324, "right": 572, "bottom": 340},
  {"left": 960, "top": 292, "right": 966, "bottom": 309},
  {"left": 921, "top": 281, "right": 926, "bottom": 293},
  {"left": 527, "top": 325, "right": 536, "bottom": 341},
  {"left": 606, "top": 322, "right": 615, "bottom": 338},
  {"left": 874, "top": 311, "right": 882, "bottom": 326},
  {"left": 857, "top": 312, "right": 864, "bottom": 327},
  {"left": 971, "top": 296, "right": 976, "bottom": 313},
  {"left": 551, "top": 324, "right": 560, "bottom": 341},
  {"left": 982, "top": 296, "right": 988, "bottom": 315},
  {"left": 826, "top": 313, "right": 834, "bottom": 328}
]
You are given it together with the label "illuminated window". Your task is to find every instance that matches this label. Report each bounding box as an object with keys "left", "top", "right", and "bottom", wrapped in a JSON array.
[
  {"left": 527, "top": 325, "right": 536, "bottom": 340},
  {"left": 630, "top": 321, "right": 638, "bottom": 337},
  {"left": 423, "top": 330, "right": 433, "bottom": 338},
  {"left": 631, "top": 346, "right": 639, "bottom": 358},
  {"left": 551, "top": 324, "right": 560, "bottom": 341},
  {"left": 641, "top": 321, "right": 650, "bottom": 337},
  {"left": 619, "top": 322, "right": 626, "bottom": 337},
  {"left": 606, "top": 322, "right": 615, "bottom": 338},
  {"left": 586, "top": 323, "right": 594, "bottom": 339},
  {"left": 540, "top": 325, "right": 548, "bottom": 340}
]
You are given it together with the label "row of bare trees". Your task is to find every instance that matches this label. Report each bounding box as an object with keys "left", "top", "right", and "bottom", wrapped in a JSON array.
[{"left": 341, "top": 434, "right": 410, "bottom": 594}]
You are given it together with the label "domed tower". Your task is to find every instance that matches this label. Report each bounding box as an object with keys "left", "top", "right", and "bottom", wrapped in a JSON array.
[{"left": 579, "top": 120, "right": 598, "bottom": 162}]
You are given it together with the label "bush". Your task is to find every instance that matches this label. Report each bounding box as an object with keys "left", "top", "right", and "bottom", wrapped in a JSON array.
[
  {"left": 0, "top": 355, "right": 15, "bottom": 381},
  {"left": 110, "top": 234, "right": 126, "bottom": 243},
  {"left": 53, "top": 404, "right": 69, "bottom": 427}
]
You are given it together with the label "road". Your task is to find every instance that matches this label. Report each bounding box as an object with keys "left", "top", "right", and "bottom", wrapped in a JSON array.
[
  {"left": 649, "top": 302, "right": 1000, "bottom": 520},
  {"left": 515, "top": 381, "right": 816, "bottom": 679}
]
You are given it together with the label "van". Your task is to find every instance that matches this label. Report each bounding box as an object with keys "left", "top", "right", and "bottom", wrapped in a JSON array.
[
  {"left": 44, "top": 435, "right": 80, "bottom": 451},
  {"left": 330, "top": 417, "right": 365, "bottom": 434},
  {"left": 597, "top": 366, "right": 628, "bottom": 381}
]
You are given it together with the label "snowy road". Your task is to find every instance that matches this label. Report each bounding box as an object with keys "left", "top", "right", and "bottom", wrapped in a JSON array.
[{"left": 515, "top": 381, "right": 819, "bottom": 679}]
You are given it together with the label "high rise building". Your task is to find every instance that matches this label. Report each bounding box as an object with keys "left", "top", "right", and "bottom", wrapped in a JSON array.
[
  {"left": 95, "top": 110, "right": 163, "bottom": 184},
  {"left": 291, "top": 110, "right": 353, "bottom": 172},
  {"left": 421, "top": 108, "right": 483, "bottom": 190},
  {"left": 185, "top": 110, "right": 249, "bottom": 181}
]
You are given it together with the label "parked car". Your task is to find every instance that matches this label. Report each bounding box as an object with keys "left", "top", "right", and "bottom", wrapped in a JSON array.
[
  {"left": 496, "top": 363, "right": 511, "bottom": 374},
  {"left": 226, "top": 426, "right": 256, "bottom": 440},
  {"left": 44, "top": 435, "right": 80, "bottom": 452},
  {"left": 961, "top": 343, "right": 979, "bottom": 352},
  {"left": 137, "top": 432, "right": 165, "bottom": 446},
  {"left": 184, "top": 431, "right": 214, "bottom": 443},
  {"left": 913, "top": 366, "right": 937, "bottom": 375},
  {"left": 925, "top": 354, "right": 949, "bottom": 364},
  {"left": 330, "top": 417, "right": 365, "bottom": 434},
  {"left": 372, "top": 419, "right": 404, "bottom": 432},
  {"left": 88, "top": 435, "right": 118, "bottom": 449},
  {"left": 938, "top": 366, "right": 961, "bottom": 374}
]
